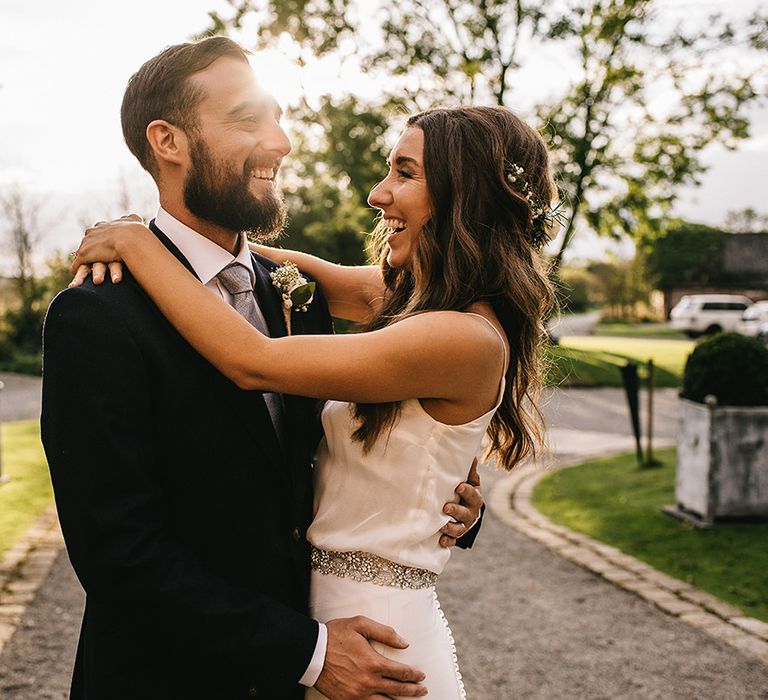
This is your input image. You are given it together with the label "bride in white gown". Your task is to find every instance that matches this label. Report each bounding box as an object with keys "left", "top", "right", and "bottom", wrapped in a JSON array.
[{"left": 71, "top": 105, "right": 557, "bottom": 698}]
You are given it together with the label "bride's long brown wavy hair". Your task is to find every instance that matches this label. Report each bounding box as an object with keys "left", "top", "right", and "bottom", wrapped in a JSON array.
[{"left": 352, "top": 106, "right": 556, "bottom": 471}]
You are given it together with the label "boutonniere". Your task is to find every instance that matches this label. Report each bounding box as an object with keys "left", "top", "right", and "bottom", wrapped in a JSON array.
[{"left": 270, "top": 261, "right": 316, "bottom": 335}]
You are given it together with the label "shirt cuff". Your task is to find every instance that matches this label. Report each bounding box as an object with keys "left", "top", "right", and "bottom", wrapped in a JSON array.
[{"left": 299, "top": 621, "right": 327, "bottom": 687}]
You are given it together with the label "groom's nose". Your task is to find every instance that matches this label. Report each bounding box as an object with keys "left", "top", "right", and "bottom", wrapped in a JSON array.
[{"left": 262, "top": 119, "right": 291, "bottom": 158}]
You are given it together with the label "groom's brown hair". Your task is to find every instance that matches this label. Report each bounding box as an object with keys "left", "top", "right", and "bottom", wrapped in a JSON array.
[{"left": 121, "top": 36, "right": 250, "bottom": 178}]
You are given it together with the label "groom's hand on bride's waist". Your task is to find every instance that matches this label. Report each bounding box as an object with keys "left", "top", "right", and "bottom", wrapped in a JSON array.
[{"left": 314, "top": 616, "right": 428, "bottom": 699}]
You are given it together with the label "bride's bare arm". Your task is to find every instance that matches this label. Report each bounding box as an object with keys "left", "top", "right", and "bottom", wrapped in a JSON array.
[
  {"left": 73, "top": 221, "right": 502, "bottom": 405},
  {"left": 251, "top": 244, "right": 384, "bottom": 323}
]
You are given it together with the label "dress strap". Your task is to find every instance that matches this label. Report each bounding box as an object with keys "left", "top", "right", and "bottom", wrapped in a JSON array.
[{"left": 463, "top": 312, "right": 508, "bottom": 374}]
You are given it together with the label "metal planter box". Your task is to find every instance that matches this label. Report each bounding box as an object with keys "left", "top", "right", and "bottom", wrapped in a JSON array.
[{"left": 674, "top": 398, "right": 768, "bottom": 526}]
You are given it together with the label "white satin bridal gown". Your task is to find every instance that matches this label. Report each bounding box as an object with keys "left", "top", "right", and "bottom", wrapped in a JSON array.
[{"left": 305, "top": 314, "right": 507, "bottom": 700}]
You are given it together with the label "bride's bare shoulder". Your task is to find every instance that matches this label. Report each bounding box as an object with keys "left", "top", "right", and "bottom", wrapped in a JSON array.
[{"left": 397, "top": 309, "right": 507, "bottom": 361}]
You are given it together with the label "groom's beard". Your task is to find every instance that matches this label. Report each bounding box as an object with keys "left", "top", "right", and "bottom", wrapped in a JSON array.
[{"left": 183, "top": 136, "right": 286, "bottom": 242}]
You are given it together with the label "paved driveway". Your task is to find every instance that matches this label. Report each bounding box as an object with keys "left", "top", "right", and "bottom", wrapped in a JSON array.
[
  {"left": 3, "top": 379, "right": 768, "bottom": 698},
  {"left": 0, "top": 373, "right": 42, "bottom": 424}
]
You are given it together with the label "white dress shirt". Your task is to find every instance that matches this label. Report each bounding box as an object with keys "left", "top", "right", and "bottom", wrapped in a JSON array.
[{"left": 155, "top": 207, "right": 328, "bottom": 688}]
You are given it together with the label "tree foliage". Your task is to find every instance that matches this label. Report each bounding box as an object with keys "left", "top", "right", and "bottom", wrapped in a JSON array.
[
  {"left": 641, "top": 219, "right": 725, "bottom": 290},
  {"left": 202, "top": 0, "right": 766, "bottom": 266},
  {"left": 584, "top": 254, "right": 653, "bottom": 320},
  {"left": 0, "top": 187, "right": 71, "bottom": 373},
  {"left": 724, "top": 207, "right": 768, "bottom": 233},
  {"left": 276, "top": 95, "right": 391, "bottom": 263}
]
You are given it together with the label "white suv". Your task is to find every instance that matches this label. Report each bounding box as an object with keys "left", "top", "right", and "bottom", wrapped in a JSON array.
[
  {"left": 670, "top": 294, "right": 753, "bottom": 337},
  {"left": 737, "top": 301, "right": 768, "bottom": 338}
]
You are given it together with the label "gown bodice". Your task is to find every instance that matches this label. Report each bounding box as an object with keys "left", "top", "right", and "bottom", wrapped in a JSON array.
[{"left": 307, "top": 376, "right": 505, "bottom": 574}]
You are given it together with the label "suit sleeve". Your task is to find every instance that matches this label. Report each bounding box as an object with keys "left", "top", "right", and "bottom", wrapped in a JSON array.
[
  {"left": 456, "top": 505, "right": 484, "bottom": 549},
  {"left": 40, "top": 286, "right": 317, "bottom": 681}
]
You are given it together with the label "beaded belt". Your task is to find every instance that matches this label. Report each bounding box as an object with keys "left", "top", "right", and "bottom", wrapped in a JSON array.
[{"left": 310, "top": 546, "right": 438, "bottom": 590}]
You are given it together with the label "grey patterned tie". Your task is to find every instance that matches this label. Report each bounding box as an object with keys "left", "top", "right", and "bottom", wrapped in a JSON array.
[{"left": 216, "top": 262, "right": 285, "bottom": 443}]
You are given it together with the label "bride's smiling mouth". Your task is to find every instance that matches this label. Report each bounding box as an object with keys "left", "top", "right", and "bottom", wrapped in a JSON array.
[{"left": 383, "top": 217, "right": 407, "bottom": 236}]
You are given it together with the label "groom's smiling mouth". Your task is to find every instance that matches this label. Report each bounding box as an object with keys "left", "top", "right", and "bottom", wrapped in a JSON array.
[{"left": 251, "top": 167, "right": 276, "bottom": 181}]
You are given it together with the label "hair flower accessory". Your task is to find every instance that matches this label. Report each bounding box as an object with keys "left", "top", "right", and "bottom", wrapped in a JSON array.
[
  {"left": 270, "top": 261, "right": 315, "bottom": 335},
  {"left": 505, "top": 161, "right": 567, "bottom": 250}
]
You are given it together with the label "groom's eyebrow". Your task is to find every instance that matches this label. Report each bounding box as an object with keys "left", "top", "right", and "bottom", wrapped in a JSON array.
[{"left": 227, "top": 97, "right": 283, "bottom": 120}]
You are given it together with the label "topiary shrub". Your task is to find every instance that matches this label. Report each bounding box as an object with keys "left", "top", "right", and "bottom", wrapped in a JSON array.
[{"left": 681, "top": 332, "right": 768, "bottom": 406}]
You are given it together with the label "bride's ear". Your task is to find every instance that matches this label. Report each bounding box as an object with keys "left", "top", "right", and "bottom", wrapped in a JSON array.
[{"left": 146, "top": 120, "right": 188, "bottom": 167}]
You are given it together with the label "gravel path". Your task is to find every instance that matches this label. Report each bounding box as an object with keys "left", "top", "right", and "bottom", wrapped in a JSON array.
[
  {"left": 547, "top": 310, "right": 602, "bottom": 339},
  {"left": 0, "top": 552, "right": 81, "bottom": 699},
  {"left": 3, "top": 377, "right": 768, "bottom": 698},
  {"left": 439, "top": 470, "right": 768, "bottom": 699}
]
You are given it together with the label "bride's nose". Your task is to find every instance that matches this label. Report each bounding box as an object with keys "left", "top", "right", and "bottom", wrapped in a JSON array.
[{"left": 367, "top": 179, "right": 391, "bottom": 209}]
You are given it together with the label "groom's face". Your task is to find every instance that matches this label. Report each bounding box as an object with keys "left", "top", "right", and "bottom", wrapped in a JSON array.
[{"left": 181, "top": 57, "right": 291, "bottom": 240}]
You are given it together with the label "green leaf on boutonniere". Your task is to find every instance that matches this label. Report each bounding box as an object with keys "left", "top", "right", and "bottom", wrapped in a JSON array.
[{"left": 290, "top": 281, "right": 316, "bottom": 308}]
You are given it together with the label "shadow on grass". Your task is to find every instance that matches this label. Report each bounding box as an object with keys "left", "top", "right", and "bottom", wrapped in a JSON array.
[{"left": 546, "top": 346, "right": 681, "bottom": 388}]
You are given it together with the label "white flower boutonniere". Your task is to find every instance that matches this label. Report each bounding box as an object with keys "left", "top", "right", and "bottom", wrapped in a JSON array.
[{"left": 270, "top": 261, "right": 316, "bottom": 335}]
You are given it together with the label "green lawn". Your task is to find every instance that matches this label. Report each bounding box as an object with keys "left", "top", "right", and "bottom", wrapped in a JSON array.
[
  {"left": 532, "top": 449, "right": 768, "bottom": 622},
  {"left": 0, "top": 420, "right": 54, "bottom": 557},
  {"left": 546, "top": 335, "right": 694, "bottom": 388},
  {"left": 594, "top": 323, "right": 687, "bottom": 340}
]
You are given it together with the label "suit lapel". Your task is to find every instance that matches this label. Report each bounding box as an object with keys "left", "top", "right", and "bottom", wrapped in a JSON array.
[
  {"left": 251, "top": 253, "right": 313, "bottom": 485},
  {"left": 149, "top": 222, "right": 285, "bottom": 470},
  {"left": 250, "top": 252, "right": 288, "bottom": 339}
]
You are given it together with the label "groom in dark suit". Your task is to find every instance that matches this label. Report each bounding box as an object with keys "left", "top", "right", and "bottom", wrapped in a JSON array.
[{"left": 41, "top": 37, "right": 481, "bottom": 699}]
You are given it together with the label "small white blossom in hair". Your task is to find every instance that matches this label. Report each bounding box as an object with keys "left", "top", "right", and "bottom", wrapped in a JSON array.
[
  {"left": 504, "top": 160, "right": 567, "bottom": 249},
  {"left": 270, "top": 261, "right": 316, "bottom": 334}
]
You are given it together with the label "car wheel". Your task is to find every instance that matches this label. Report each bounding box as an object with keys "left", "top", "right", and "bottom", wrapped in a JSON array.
[{"left": 704, "top": 324, "right": 722, "bottom": 335}]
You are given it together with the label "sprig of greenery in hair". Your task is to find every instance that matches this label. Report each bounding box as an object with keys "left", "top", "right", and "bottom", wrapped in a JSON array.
[{"left": 505, "top": 162, "right": 567, "bottom": 249}]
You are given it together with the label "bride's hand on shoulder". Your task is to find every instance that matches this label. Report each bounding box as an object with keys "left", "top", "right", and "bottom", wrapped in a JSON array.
[{"left": 69, "top": 214, "right": 148, "bottom": 287}]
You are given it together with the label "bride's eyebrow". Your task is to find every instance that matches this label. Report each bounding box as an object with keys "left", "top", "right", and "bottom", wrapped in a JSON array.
[{"left": 389, "top": 155, "right": 421, "bottom": 168}]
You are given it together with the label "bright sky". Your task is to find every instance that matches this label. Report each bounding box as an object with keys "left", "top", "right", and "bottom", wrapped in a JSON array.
[{"left": 1, "top": 0, "right": 767, "bottom": 269}]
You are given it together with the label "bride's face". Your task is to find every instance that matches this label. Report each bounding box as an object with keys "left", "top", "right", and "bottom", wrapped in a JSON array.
[{"left": 368, "top": 127, "right": 431, "bottom": 269}]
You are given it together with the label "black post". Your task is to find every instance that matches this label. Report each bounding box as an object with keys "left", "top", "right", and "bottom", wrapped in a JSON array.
[{"left": 619, "top": 362, "right": 644, "bottom": 465}]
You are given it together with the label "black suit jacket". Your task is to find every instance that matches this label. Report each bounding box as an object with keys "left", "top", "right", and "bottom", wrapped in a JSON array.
[{"left": 41, "top": 224, "right": 333, "bottom": 699}]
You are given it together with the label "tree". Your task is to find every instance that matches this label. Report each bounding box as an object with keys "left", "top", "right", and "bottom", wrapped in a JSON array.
[
  {"left": 2, "top": 186, "right": 40, "bottom": 305},
  {"left": 541, "top": 1, "right": 765, "bottom": 268},
  {"left": 724, "top": 208, "right": 768, "bottom": 233},
  {"left": 276, "top": 95, "right": 392, "bottom": 264},
  {"left": 641, "top": 219, "right": 724, "bottom": 290},
  {"left": 202, "top": 0, "right": 766, "bottom": 266},
  {"left": 0, "top": 187, "right": 72, "bottom": 373},
  {"left": 0, "top": 186, "right": 49, "bottom": 355},
  {"left": 585, "top": 255, "right": 653, "bottom": 320}
]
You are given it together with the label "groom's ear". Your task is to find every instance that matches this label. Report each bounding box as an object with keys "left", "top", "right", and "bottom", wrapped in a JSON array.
[{"left": 146, "top": 120, "right": 188, "bottom": 168}]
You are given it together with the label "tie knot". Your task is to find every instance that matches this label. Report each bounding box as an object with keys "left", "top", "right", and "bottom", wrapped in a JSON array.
[{"left": 217, "top": 262, "right": 254, "bottom": 296}]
